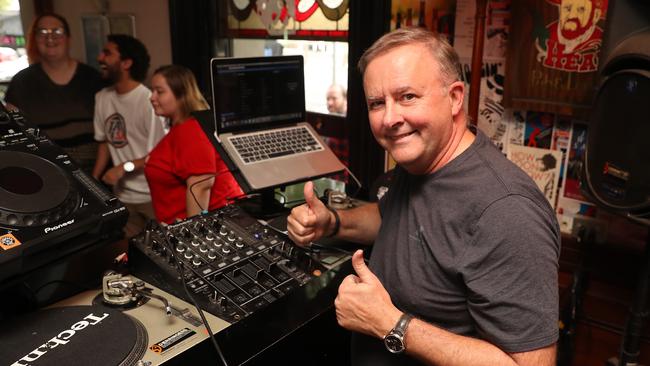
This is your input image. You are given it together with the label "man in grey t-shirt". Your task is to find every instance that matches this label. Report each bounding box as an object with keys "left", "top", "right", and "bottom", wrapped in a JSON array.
[{"left": 287, "top": 27, "right": 560, "bottom": 366}]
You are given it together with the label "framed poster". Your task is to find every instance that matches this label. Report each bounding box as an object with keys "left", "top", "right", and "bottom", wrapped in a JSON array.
[
  {"left": 81, "top": 14, "right": 136, "bottom": 69},
  {"left": 503, "top": 0, "right": 609, "bottom": 117},
  {"left": 108, "top": 14, "right": 136, "bottom": 36},
  {"left": 81, "top": 15, "right": 109, "bottom": 70}
]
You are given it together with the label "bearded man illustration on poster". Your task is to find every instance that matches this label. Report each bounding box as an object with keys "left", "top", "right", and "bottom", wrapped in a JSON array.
[
  {"left": 536, "top": 0, "right": 607, "bottom": 73},
  {"left": 504, "top": 0, "right": 609, "bottom": 116}
]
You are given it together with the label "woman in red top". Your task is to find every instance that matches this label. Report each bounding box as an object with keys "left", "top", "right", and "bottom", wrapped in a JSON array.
[{"left": 145, "top": 65, "right": 242, "bottom": 223}]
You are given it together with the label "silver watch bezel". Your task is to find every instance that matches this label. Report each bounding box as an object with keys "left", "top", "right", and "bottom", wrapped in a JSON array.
[{"left": 383, "top": 332, "right": 406, "bottom": 354}]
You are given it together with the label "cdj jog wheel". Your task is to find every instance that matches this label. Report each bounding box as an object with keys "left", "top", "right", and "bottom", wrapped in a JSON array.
[{"left": 0, "top": 150, "right": 80, "bottom": 227}]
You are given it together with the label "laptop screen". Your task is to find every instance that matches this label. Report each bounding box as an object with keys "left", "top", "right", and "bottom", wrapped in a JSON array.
[{"left": 211, "top": 55, "right": 306, "bottom": 135}]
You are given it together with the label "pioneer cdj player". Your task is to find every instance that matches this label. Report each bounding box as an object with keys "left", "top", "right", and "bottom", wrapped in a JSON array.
[{"left": 0, "top": 105, "right": 127, "bottom": 285}]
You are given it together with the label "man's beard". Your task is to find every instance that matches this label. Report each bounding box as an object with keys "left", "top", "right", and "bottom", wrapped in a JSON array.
[
  {"left": 102, "top": 64, "right": 121, "bottom": 84},
  {"left": 561, "top": 19, "right": 589, "bottom": 40},
  {"left": 557, "top": 17, "right": 597, "bottom": 53}
]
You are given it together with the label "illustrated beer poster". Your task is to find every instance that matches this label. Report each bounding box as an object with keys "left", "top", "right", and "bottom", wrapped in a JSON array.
[{"left": 503, "top": 0, "right": 609, "bottom": 116}]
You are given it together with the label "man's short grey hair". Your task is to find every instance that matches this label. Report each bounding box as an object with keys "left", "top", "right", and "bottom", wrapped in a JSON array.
[{"left": 358, "top": 27, "right": 462, "bottom": 85}]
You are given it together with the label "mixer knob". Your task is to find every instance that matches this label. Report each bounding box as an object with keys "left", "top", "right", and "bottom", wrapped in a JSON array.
[
  {"left": 199, "top": 244, "right": 208, "bottom": 253},
  {"left": 151, "top": 239, "right": 161, "bottom": 252},
  {"left": 191, "top": 240, "right": 200, "bottom": 247},
  {"left": 219, "top": 226, "right": 228, "bottom": 236},
  {"left": 168, "top": 235, "right": 179, "bottom": 246},
  {"left": 175, "top": 244, "right": 186, "bottom": 253},
  {"left": 209, "top": 291, "right": 218, "bottom": 303},
  {"left": 217, "top": 296, "right": 228, "bottom": 311},
  {"left": 184, "top": 251, "right": 194, "bottom": 260},
  {"left": 221, "top": 246, "right": 231, "bottom": 254},
  {"left": 180, "top": 227, "right": 192, "bottom": 238},
  {"left": 235, "top": 241, "right": 244, "bottom": 249},
  {"left": 205, "top": 232, "right": 215, "bottom": 241},
  {"left": 192, "top": 257, "right": 202, "bottom": 267},
  {"left": 199, "top": 224, "right": 210, "bottom": 235},
  {"left": 208, "top": 249, "right": 217, "bottom": 259},
  {"left": 227, "top": 231, "right": 236, "bottom": 242}
]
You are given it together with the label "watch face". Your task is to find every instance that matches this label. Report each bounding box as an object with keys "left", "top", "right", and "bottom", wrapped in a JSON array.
[
  {"left": 384, "top": 334, "right": 405, "bottom": 354},
  {"left": 123, "top": 161, "right": 135, "bottom": 172}
]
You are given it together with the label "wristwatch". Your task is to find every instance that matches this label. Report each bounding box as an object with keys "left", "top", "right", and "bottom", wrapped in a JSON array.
[
  {"left": 123, "top": 161, "right": 135, "bottom": 173},
  {"left": 383, "top": 313, "right": 413, "bottom": 354}
]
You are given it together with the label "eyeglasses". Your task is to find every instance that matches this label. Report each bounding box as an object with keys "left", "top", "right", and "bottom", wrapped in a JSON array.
[{"left": 35, "top": 27, "right": 66, "bottom": 39}]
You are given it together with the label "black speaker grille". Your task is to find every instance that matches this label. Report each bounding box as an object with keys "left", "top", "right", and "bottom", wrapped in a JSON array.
[{"left": 585, "top": 70, "right": 650, "bottom": 214}]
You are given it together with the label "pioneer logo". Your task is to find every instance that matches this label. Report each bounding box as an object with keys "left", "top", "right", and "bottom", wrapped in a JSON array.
[
  {"left": 11, "top": 312, "right": 109, "bottom": 366},
  {"left": 43, "top": 219, "right": 75, "bottom": 234}
]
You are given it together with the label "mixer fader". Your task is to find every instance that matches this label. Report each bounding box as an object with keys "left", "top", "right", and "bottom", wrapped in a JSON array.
[{"left": 129, "top": 204, "right": 326, "bottom": 323}]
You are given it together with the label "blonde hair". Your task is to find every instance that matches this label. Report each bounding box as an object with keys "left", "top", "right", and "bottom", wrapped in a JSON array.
[
  {"left": 153, "top": 65, "right": 209, "bottom": 121},
  {"left": 358, "top": 27, "right": 462, "bottom": 85}
]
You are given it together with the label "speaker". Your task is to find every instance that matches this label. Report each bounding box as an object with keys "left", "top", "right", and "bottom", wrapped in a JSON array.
[{"left": 583, "top": 1, "right": 650, "bottom": 216}]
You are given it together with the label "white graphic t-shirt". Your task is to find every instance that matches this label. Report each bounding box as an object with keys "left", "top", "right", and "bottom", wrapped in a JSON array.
[{"left": 94, "top": 84, "right": 166, "bottom": 204}]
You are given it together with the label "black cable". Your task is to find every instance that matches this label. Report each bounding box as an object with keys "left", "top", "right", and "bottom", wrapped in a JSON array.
[
  {"left": 188, "top": 174, "right": 217, "bottom": 213},
  {"left": 188, "top": 170, "right": 231, "bottom": 213},
  {"left": 343, "top": 165, "right": 363, "bottom": 198},
  {"left": 160, "top": 234, "right": 229, "bottom": 366}
]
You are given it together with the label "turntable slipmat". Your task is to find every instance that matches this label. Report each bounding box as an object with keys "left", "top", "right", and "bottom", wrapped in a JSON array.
[{"left": 0, "top": 305, "right": 147, "bottom": 366}]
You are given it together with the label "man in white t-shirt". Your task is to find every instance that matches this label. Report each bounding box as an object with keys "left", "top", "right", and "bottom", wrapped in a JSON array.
[{"left": 92, "top": 34, "right": 165, "bottom": 238}]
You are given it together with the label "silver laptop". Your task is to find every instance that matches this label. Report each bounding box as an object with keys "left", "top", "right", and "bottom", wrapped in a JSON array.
[{"left": 210, "top": 55, "right": 345, "bottom": 191}]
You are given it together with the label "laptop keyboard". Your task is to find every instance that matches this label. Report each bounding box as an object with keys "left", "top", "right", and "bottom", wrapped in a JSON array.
[{"left": 229, "top": 126, "right": 323, "bottom": 164}]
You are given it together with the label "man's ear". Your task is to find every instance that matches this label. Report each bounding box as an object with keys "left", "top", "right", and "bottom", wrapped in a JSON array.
[
  {"left": 593, "top": 8, "right": 602, "bottom": 24},
  {"left": 120, "top": 58, "right": 133, "bottom": 72},
  {"left": 448, "top": 81, "right": 465, "bottom": 116}
]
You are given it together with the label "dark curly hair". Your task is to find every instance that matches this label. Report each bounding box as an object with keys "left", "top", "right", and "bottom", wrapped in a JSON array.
[{"left": 107, "top": 34, "right": 150, "bottom": 82}]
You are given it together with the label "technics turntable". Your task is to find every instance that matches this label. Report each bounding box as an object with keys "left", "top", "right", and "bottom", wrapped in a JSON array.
[
  {"left": 1, "top": 275, "right": 229, "bottom": 366},
  {"left": 0, "top": 105, "right": 127, "bottom": 284}
]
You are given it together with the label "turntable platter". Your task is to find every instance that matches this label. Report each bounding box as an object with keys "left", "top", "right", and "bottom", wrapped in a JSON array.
[
  {"left": 0, "top": 151, "right": 79, "bottom": 227},
  {"left": 0, "top": 305, "right": 147, "bottom": 366}
]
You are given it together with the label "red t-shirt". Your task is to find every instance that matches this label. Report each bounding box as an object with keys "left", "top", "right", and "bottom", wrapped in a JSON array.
[{"left": 145, "top": 118, "right": 242, "bottom": 223}]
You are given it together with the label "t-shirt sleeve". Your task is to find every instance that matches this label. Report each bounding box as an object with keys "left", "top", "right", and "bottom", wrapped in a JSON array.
[
  {"left": 172, "top": 121, "right": 216, "bottom": 180},
  {"left": 460, "top": 194, "right": 560, "bottom": 353}
]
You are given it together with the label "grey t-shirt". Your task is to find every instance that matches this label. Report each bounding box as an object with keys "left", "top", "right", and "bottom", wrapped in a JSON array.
[{"left": 352, "top": 130, "right": 560, "bottom": 365}]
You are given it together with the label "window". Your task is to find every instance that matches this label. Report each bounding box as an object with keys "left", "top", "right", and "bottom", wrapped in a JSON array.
[
  {"left": 226, "top": 0, "right": 349, "bottom": 115},
  {"left": 0, "top": 0, "right": 27, "bottom": 99}
]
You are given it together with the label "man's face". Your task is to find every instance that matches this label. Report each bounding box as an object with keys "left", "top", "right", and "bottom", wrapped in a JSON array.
[
  {"left": 559, "top": 0, "right": 595, "bottom": 39},
  {"left": 97, "top": 41, "right": 123, "bottom": 83},
  {"left": 326, "top": 86, "right": 346, "bottom": 114},
  {"left": 363, "top": 44, "right": 460, "bottom": 175}
]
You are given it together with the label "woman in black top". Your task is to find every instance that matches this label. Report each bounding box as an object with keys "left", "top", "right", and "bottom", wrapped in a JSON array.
[{"left": 5, "top": 13, "right": 104, "bottom": 173}]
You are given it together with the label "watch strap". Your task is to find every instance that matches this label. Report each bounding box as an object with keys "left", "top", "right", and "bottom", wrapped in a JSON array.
[{"left": 393, "top": 312, "right": 413, "bottom": 337}]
